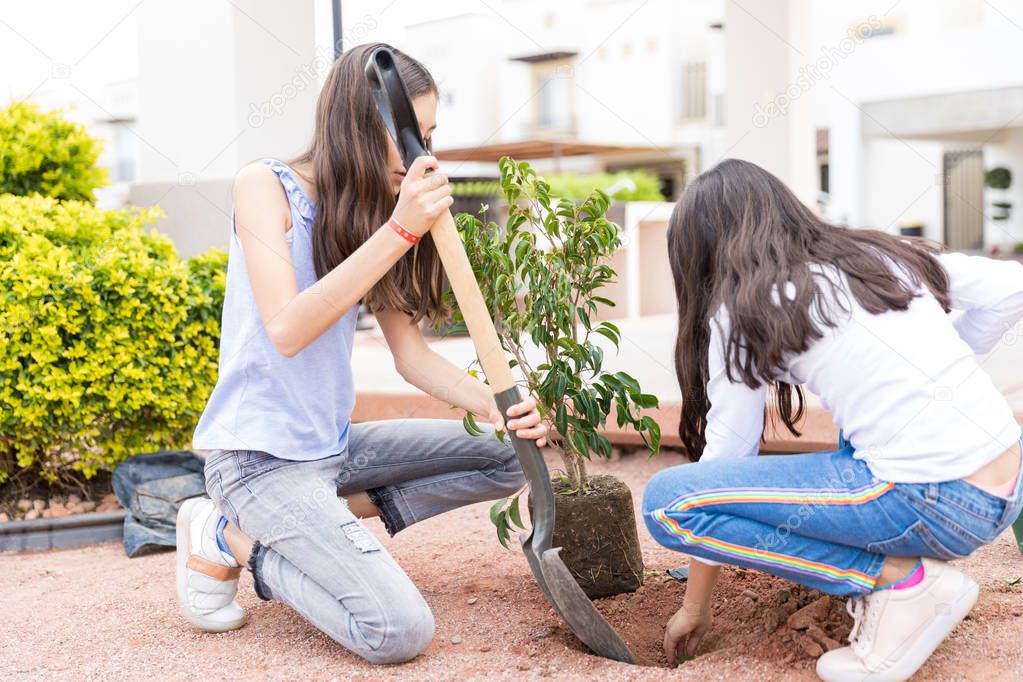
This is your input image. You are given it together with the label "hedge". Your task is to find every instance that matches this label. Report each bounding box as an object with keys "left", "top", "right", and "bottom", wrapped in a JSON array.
[
  {"left": 0, "top": 194, "right": 226, "bottom": 480},
  {"left": 544, "top": 170, "right": 665, "bottom": 202},
  {"left": 0, "top": 100, "right": 108, "bottom": 202}
]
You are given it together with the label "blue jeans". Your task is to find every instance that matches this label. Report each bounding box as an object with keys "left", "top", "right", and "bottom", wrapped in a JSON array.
[
  {"left": 642, "top": 438, "right": 1023, "bottom": 596},
  {"left": 203, "top": 419, "right": 524, "bottom": 664}
]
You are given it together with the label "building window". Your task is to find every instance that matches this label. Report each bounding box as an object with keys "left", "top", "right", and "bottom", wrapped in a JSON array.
[
  {"left": 534, "top": 60, "right": 574, "bottom": 133},
  {"left": 712, "top": 93, "right": 725, "bottom": 127},
  {"left": 679, "top": 61, "right": 707, "bottom": 121},
  {"left": 111, "top": 121, "right": 137, "bottom": 183}
]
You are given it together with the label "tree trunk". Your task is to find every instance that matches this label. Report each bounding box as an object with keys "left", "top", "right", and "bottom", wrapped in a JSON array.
[{"left": 558, "top": 448, "right": 581, "bottom": 491}]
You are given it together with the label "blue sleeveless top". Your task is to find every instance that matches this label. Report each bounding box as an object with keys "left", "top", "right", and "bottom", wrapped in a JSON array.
[{"left": 192, "top": 159, "right": 359, "bottom": 460}]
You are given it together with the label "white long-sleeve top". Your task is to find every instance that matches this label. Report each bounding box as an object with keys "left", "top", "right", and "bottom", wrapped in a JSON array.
[{"left": 702, "top": 252, "right": 1023, "bottom": 483}]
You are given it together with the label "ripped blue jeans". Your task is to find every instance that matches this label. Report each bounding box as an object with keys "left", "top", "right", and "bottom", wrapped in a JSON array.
[{"left": 203, "top": 419, "right": 524, "bottom": 664}]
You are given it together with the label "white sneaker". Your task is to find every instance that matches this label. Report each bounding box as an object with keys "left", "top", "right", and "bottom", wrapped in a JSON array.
[
  {"left": 175, "top": 497, "right": 246, "bottom": 632},
  {"left": 816, "top": 558, "right": 978, "bottom": 682}
]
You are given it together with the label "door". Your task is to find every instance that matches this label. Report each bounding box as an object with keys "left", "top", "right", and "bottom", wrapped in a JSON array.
[{"left": 942, "top": 149, "right": 984, "bottom": 250}]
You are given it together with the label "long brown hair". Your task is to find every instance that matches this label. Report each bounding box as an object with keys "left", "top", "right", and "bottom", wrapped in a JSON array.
[
  {"left": 292, "top": 43, "right": 445, "bottom": 322},
  {"left": 668, "top": 159, "right": 951, "bottom": 459}
]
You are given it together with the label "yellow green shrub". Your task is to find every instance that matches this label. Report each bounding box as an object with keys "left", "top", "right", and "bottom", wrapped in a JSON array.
[
  {"left": 0, "top": 100, "right": 108, "bottom": 202},
  {"left": 0, "top": 194, "right": 226, "bottom": 480}
]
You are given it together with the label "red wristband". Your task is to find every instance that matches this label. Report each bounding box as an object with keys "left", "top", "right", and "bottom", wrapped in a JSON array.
[{"left": 388, "top": 217, "right": 420, "bottom": 244}]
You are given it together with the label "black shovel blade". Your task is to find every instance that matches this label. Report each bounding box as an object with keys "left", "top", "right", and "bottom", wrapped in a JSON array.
[
  {"left": 520, "top": 530, "right": 563, "bottom": 616},
  {"left": 495, "top": 388, "right": 634, "bottom": 664},
  {"left": 540, "top": 548, "right": 634, "bottom": 663},
  {"left": 364, "top": 46, "right": 429, "bottom": 169}
]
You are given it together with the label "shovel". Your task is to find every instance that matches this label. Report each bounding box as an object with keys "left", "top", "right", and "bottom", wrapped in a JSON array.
[{"left": 365, "top": 46, "right": 634, "bottom": 664}]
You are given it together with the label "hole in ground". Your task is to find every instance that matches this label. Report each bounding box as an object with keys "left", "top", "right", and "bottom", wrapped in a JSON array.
[{"left": 554, "top": 566, "right": 856, "bottom": 669}]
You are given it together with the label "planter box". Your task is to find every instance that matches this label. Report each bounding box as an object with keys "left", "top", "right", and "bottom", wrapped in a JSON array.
[{"left": 0, "top": 510, "right": 126, "bottom": 553}]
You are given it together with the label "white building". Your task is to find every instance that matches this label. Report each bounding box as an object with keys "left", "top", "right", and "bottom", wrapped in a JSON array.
[
  {"left": 3, "top": 0, "right": 1022, "bottom": 256},
  {"left": 355, "top": 0, "right": 1023, "bottom": 250}
]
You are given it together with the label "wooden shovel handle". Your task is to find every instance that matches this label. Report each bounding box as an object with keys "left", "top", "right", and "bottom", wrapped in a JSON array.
[{"left": 429, "top": 210, "right": 516, "bottom": 394}]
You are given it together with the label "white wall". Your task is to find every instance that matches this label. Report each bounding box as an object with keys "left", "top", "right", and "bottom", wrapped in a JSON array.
[
  {"left": 136, "top": 0, "right": 319, "bottom": 184},
  {"left": 724, "top": 0, "right": 807, "bottom": 192},
  {"left": 407, "top": 14, "right": 504, "bottom": 149},
  {"left": 986, "top": 129, "right": 1023, "bottom": 248},
  {"left": 862, "top": 138, "right": 943, "bottom": 239},
  {"left": 336, "top": 0, "right": 724, "bottom": 175},
  {"left": 826, "top": 3, "right": 1023, "bottom": 233}
]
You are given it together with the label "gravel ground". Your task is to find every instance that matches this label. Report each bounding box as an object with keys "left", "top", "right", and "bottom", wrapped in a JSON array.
[{"left": 3, "top": 451, "right": 1022, "bottom": 681}]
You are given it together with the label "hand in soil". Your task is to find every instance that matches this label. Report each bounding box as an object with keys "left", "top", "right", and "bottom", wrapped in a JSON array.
[{"left": 664, "top": 603, "right": 712, "bottom": 663}]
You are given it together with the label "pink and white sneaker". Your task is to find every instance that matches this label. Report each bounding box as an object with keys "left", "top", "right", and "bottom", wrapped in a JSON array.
[{"left": 816, "top": 558, "right": 978, "bottom": 681}]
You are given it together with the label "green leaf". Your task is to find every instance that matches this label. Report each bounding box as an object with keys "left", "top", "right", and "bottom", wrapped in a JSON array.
[
  {"left": 571, "top": 430, "right": 589, "bottom": 458},
  {"left": 614, "top": 371, "right": 641, "bottom": 394},
  {"left": 514, "top": 238, "right": 531, "bottom": 264},
  {"left": 496, "top": 514, "right": 511, "bottom": 548},
  {"left": 442, "top": 322, "right": 468, "bottom": 337},
  {"left": 578, "top": 307, "right": 591, "bottom": 330},
  {"left": 641, "top": 415, "right": 662, "bottom": 453},
  {"left": 632, "top": 393, "right": 659, "bottom": 408},
  {"left": 555, "top": 372, "right": 569, "bottom": 397},
  {"left": 508, "top": 494, "right": 525, "bottom": 529},
  {"left": 593, "top": 324, "right": 620, "bottom": 348},
  {"left": 489, "top": 498, "right": 505, "bottom": 527},
  {"left": 463, "top": 412, "right": 485, "bottom": 437},
  {"left": 555, "top": 403, "right": 568, "bottom": 436},
  {"left": 615, "top": 396, "right": 630, "bottom": 427},
  {"left": 489, "top": 499, "right": 513, "bottom": 548}
]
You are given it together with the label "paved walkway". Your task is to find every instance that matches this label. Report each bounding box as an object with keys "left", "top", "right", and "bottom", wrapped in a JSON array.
[{"left": 351, "top": 314, "right": 1023, "bottom": 451}]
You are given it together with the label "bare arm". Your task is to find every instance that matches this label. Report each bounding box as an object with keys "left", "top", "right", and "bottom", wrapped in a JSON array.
[
  {"left": 376, "top": 308, "right": 548, "bottom": 445},
  {"left": 377, "top": 308, "right": 493, "bottom": 416},
  {"left": 234, "top": 156, "right": 451, "bottom": 357},
  {"left": 663, "top": 559, "right": 720, "bottom": 661},
  {"left": 683, "top": 559, "right": 721, "bottom": 615}
]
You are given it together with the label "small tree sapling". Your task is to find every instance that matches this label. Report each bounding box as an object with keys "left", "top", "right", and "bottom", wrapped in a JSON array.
[{"left": 449, "top": 157, "right": 660, "bottom": 552}]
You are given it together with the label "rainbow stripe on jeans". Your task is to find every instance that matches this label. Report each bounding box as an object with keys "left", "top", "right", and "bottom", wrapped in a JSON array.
[
  {"left": 643, "top": 457, "right": 896, "bottom": 595},
  {"left": 663, "top": 480, "right": 894, "bottom": 513},
  {"left": 650, "top": 509, "right": 881, "bottom": 592}
]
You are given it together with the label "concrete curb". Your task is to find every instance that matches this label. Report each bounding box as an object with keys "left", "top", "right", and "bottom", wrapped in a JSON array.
[
  {"left": 352, "top": 392, "right": 842, "bottom": 453},
  {"left": 0, "top": 510, "right": 126, "bottom": 553},
  {"left": 354, "top": 390, "right": 1023, "bottom": 455}
]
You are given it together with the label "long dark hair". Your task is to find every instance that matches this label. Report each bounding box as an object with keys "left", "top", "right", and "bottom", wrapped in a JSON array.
[
  {"left": 668, "top": 158, "right": 951, "bottom": 459},
  {"left": 291, "top": 43, "right": 445, "bottom": 322}
]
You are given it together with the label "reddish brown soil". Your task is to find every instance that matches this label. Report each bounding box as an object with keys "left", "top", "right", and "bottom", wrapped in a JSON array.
[
  {"left": 3, "top": 450, "right": 1022, "bottom": 680},
  {"left": 589, "top": 569, "right": 852, "bottom": 668}
]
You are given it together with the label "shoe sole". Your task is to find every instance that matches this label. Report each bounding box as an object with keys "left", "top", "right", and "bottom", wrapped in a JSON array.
[
  {"left": 844, "top": 573, "right": 979, "bottom": 682},
  {"left": 176, "top": 497, "right": 245, "bottom": 633}
]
